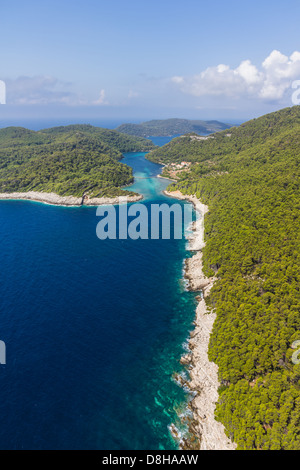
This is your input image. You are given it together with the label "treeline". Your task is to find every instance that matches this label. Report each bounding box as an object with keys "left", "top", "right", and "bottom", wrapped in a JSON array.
[
  {"left": 149, "top": 107, "right": 300, "bottom": 450},
  {"left": 147, "top": 106, "right": 300, "bottom": 165},
  {"left": 0, "top": 125, "right": 155, "bottom": 197}
]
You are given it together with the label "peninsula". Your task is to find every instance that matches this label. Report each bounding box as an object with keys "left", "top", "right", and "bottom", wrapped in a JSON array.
[{"left": 0, "top": 125, "right": 155, "bottom": 205}]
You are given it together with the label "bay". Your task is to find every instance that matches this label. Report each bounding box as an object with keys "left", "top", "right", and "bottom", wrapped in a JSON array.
[{"left": 0, "top": 137, "right": 196, "bottom": 450}]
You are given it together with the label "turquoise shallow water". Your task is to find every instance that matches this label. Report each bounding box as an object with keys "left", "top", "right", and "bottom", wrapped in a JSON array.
[{"left": 0, "top": 141, "right": 197, "bottom": 450}]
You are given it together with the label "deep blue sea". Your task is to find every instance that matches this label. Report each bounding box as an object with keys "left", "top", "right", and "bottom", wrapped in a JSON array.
[{"left": 0, "top": 135, "right": 198, "bottom": 450}]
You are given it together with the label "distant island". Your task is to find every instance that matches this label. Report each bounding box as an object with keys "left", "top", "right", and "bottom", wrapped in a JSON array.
[
  {"left": 0, "top": 124, "right": 155, "bottom": 204},
  {"left": 115, "top": 118, "right": 230, "bottom": 138}
]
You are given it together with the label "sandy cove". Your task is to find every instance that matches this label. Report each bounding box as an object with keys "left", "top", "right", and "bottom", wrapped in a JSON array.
[
  {"left": 0, "top": 191, "right": 143, "bottom": 207},
  {"left": 165, "top": 190, "right": 236, "bottom": 451}
]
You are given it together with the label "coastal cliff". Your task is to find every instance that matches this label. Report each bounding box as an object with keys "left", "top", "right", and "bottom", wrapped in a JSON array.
[{"left": 165, "top": 190, "right": 236, "bottom": 450}]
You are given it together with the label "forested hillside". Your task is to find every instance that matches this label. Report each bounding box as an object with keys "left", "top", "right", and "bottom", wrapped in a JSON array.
[
  {"left": 116, "top": 118, "right": 229, "bottom": 137},
  {"left": 0, "top": 125, "right": 155, "bottom": 197},
  {"left": 148, "top": 107, "right": 300, "bottom": 450}
]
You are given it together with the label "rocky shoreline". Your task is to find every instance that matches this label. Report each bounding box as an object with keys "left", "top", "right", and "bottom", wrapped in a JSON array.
[
  {"left": 165, "top": 190, "right": 236, "bottom": 451},
  {"left": 0, "top": 191, "right": 143, "bottom": 207}
]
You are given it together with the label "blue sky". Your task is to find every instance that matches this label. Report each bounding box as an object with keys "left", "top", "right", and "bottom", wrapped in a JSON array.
[{"left": 1, "top": 0, "right": 300, "bottom": 124}]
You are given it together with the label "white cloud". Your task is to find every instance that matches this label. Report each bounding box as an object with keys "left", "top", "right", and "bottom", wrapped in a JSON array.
[
  {"left": 171, "top": 76, "right": 184, "bottom": 84},
  {"left": 171, "top": 50, "right": 300, "bottom": 102},
  {"left": 5, "top": 76, "right": 110, "bottom": 107},
  {"left": 260, "top": 50, "right": 300, "bottom": 100},
  {"left": 235, "top": 60, "right": 262, "bottom": 85},
  {"left": 6, "top": 76, "right": 77, "bottom": 105},
  {"left": 93, "top": 89, "right": 109, "bottom": 106}
]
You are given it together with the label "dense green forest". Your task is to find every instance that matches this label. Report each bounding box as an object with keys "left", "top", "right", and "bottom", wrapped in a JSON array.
[
  {"left": 148, "top": 107, "right": 300, "bottom": 450},
  {"left": 116, "top": 118, "right": 229, "bottom": 137},
  {"left": 0, "top": 125, "right": 155, "bottom": 197}
]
